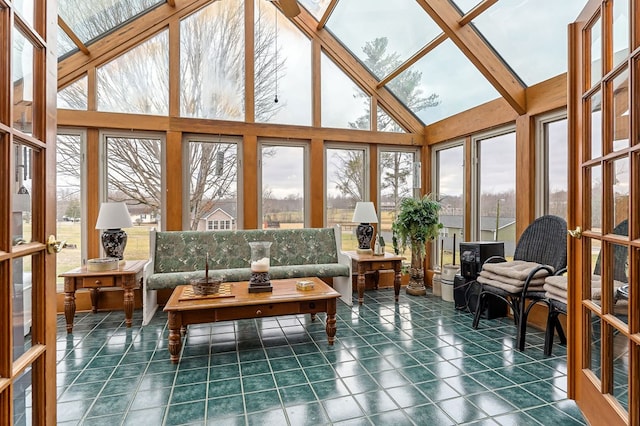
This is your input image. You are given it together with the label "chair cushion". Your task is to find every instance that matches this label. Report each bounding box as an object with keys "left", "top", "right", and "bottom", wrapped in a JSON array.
[{"left": 482, "top": 260, "right": 553, "bottom": 281}]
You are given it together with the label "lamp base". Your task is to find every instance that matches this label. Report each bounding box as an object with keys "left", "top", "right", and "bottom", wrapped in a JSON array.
[
  {"left": 356, "top": 248, "right": 373, "bottom": 255},
  {"left": 101, "top": 229, "right": 128, "bottom": 261},
  {"left": 355, "top": 223, "right": 374, "bottom": 255}
]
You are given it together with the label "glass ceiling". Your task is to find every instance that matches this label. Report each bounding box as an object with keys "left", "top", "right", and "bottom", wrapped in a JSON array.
[{"left": 58, "top": 0, "right": 588, "bottom": 125}]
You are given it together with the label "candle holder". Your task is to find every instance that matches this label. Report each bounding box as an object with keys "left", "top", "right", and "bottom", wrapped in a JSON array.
[{"left": 249, "top": 241, "right": 272, "bottom": 293}]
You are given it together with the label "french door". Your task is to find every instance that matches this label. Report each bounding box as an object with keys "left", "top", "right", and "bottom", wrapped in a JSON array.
[
  {"left": 1, "top": 1, "right": 58, "bottom": 424},
  {"left": 568, "top": 0, "right": 639, "bottom": 424}
]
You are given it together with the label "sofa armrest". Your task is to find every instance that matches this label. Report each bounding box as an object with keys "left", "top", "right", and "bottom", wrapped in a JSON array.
[{"left": 333, "top": 224, "right": 353, "bottom": 305}]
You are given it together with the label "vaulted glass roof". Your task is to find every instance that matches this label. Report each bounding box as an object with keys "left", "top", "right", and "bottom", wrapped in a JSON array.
[{"left": 58, "top": 0, "right": 588, "bottom": 125}]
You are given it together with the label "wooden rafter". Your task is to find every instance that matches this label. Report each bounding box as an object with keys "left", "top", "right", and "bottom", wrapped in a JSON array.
[
  {"left": 58, "top": 16, "right": 90, "bottom": 55},
  {"left": 317, "top": 0, "right": 339, "bottom": 30},
  {"left": 377, "top": 32, "right": 447, "bottom": 89},
  {"left": 458, "top": 0, "right": 498, "bottom": 26},
  {"left": 415, "top": 0, "right": 526, "bottom": 115},
  {"left": 167, "top": 0, "right": 176, "bottom": 6}
]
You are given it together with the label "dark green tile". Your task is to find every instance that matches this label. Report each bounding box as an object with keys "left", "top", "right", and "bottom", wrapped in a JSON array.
[
  {"left": 165, "top": 400, "right": 206, "bottom": 425},
  {"left": 274, "top": 369, "right": 307, "bottom": 387},
  {"left": 87, "top": 393, "right": 134, "bottom": 417},
  {"left": 247, "top": 408, "right": 287, "bottom": 425},
  {"left": 208, "top": 377, "right": 242, "bottom": 398},
  {"left": 278, "top": 383, "right": 317, "bottom": 406},
  {"left": 285, "top": 402, "right": 329, "bottom": 424},
  {"left": 130, "top": 388, "right": 171, "bottom": 410},
  {"left": 493, "top": 411, "right": 541, "bottom": 426},
  {"left": 304, "top": 364, "right": 336, "bottom": 382},
  {"left": 342, "top": 374, "right": 380, "bottom": 394},
  {"left": 495, "top": 386, "right": 546, "bottom": 410},
  {"left": 175, "top": 366, "right": 209, "bottom": 385},
  {"left": 240, "top": 359, "right": 271, "bottom": 376},
  {"left": 312, "top": 378, "right": 350, "bottom": 400},
  {"left": 415, "top": 379, "right": 460, "bottom": 402},
  {"left": 84, "top": 414, "right": 125, "bottom": 425},
  {"left": 403, "top": 403, "right": 453, "bottom": 425},
  {"left": 297, "top": 352, "right": 328, "bottom": 367},
  {"left": 139, "top": 372, "right": 176, "bottom": 390},
  {"left": 398, "top": 365, "right": 436, "bottom": 383},
  {"left": 269, "top": 356, "right": 300, "bottom": 372},
  {"left": 438, "top": 396, "right": 488, "bottom": 424},
  {"left": 243, "top": 389, "right": 281, "bottom": 413},
  {"left": 353, "top": 390, "right": 399, "bottom": 414},
  {"left": 524, "top": 405, "right": 585, "bottom": 425},
  {"left": 466, "top": 392, "right": 516, "bottom": 417},
  {"left": 207, "top": 394, "right": 245, "bottom": 417},
  {"left": 123, "top": 406, "right": 166, "bottom": 426},
  {"left": 322, "top": 395, "right": 363, "bottom": 423},
  {"left": 242, "top": 373, "right": 276, "bottom": 392},
  {"left": 444, "top": 374, "right": 488, "bottom": 395},
  {"left": 58, "top": 382, "right": 103, "bottom": 402},
  {"left": 385, "top": 384, "right": 430, "bottom": 408},
  {"left": 171, "top": 382, "right": 207, "bottom": 404},
  {"left": 210, "top": 364, "right": 240, "bottom": 380}
]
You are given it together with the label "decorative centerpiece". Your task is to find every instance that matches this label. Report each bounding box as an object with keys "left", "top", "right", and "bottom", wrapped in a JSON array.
[
  {"left": 249, "top": 241, "right": 272, "bottom": 293},
  {"left": 191, "top": 253, "right": 222, "bottom": 296}
]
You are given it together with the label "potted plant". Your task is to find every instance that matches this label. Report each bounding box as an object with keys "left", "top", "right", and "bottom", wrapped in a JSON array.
[{"left": 392, "top": 194, "right": 442, "bottom": 296}]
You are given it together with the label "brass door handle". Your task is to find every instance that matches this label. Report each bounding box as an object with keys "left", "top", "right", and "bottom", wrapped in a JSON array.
[
  {"left": 568, "top": 226, "right": 582, "bottom": 239},
  {"left": 47, "top": 235, "right": 66, "bottom": 254}
]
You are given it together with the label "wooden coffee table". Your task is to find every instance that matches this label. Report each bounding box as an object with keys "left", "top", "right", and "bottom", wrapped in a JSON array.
[{"left": 163, "top": 277, "right": 340, "bottom": 363}]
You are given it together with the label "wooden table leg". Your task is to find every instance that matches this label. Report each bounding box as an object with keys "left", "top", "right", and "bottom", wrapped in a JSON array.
[
  {"left": 122, "top": 276, "right": 135, "bottom": 328},
  {"left": 90, "top": 288, "right": 99, "bottom": 313},
  {"left": 168, "top": 312, "right": 182, "bottom": 363},
  {"left": 394, "top": 261, "right": 402, "bottom": 302},
  {"left": 326, "top": 299, "right": 336, "bottom": 345},
  {"left": 64, "top": 291, "right": 76, "bottom": 334},
  {"left": 357, "top": 263, "right": 366, "bottom": 304}
]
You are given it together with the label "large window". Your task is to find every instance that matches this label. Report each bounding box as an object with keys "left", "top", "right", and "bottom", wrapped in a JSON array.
[
  {"left": 104, "top": 133, "right": 164, "bottom": 260},
  {"left": 434, "top": 143, "right": 464, "bottom": 266},
  {"left": 475, "top": 130, "right": 516, "bottom": 256},
  {"left": 378, "top": 148, "right": 418, "bottom": 250},
  {"left": 537, "top": 113, "right": 568, "bottom": 220},
  {"left": 185, "top": 136, "right": 240, "bottom": 231},
  {"left": 260, "top": 142, "right": 307, "bottom": 229},
  {"left": 326, "top": 146, "right": 368, "bottom": 250},
  {"left": 56, "top": 131, "right": 85, "bottom": 291}
]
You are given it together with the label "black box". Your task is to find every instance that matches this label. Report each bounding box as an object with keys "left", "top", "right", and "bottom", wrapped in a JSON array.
[
  {"left": 459, "top": 241, "right": 505, "bottom": 280},
  {"left": 454, "top": 274, "right": 507, "bottom": 319}
]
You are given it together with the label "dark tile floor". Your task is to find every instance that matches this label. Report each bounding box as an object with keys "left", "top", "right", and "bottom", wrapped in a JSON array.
[{"left": 56, "top": 289, "right": 586, "bottom": 425}]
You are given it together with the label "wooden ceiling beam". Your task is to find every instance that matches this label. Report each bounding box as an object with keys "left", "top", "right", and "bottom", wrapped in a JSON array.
[
  {"left": 458, "top": 0, "right": 497, "bottom": 26},
  {"left": 290, "top": 7, "right": 425, "bottom": 134},
  {"left": 58, "top": 16, "right": 90, "bottom": 55},
  {"left": 58, "top": 0, "right": 211, "bottom": 88},
  {"left": 415, "top": 0, "right": 526, "bottom": 115},
  {"left": 317, "top": 0, "right": 339, "bottom": 30}
]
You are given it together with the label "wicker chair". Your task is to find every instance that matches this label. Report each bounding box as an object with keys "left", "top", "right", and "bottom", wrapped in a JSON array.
[
  {"left": 544, "top": 219, "right": 628, "bottom": 356},
  {"left": 472, "top": 215, "right": 568, "bottom": 351}
]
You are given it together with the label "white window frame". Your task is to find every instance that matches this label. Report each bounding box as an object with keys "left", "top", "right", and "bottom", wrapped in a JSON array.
[{"left": 535, "top": 109, "right": 568, "bottom": 218}]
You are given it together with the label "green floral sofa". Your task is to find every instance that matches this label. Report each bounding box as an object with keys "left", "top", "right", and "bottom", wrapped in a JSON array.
[{"left": 142, "top": 226, "right": 352, "bottom": 324}]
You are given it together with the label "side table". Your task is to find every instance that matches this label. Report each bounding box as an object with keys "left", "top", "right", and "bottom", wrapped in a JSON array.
[
  {"left": 345, "top": 251, "right": 404, "bottom": 304},
  {"left": 59, "top": 260, "right": 147, "bottom": 333}
]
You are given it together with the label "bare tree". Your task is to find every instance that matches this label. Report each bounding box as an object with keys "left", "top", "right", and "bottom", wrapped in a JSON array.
[
  {"left": 331, "top": 150, "right": 364, "bottom": 202},
  {"left": 380, "top": 151, "right": 413, "bottom": 215}
]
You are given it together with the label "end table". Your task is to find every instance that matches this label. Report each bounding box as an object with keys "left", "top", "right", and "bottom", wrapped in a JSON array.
[
  {"left": 59, "top": 260, "right": 147, "bottom": 333},
  {"left": 345, "top": 251, "right": 404, "bottom": 304}
]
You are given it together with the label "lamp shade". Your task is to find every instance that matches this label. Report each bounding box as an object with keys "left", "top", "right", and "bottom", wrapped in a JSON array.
[
  {"left": 95, "top": 202, "right": 133, "bottom": 229},
  {"left": 352, "top": 202, "right": 378, "bottom": 223}
]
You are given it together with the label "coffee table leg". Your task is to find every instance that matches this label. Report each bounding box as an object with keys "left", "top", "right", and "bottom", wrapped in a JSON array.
[
  {"left": 326, "top": 299, "right": 336, "bottom": 345},
  {"left": 168, "top": 312, "right": 182, "bottom": 363}
]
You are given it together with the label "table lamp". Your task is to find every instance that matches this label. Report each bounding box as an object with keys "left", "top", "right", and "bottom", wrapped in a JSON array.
[
  {"left": 95, "top": 202, "right": 133, "bottom": 262},
  {"left": 352, "top": 201, "right": 378, "bottom": 255}
]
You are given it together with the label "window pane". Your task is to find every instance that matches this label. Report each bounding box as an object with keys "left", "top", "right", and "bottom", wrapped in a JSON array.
[
  {"left": 12, "top": 27, "right": 34, "bottom": 135},
  {"left": 14, "top": 0, "right": 34, "bottom": 28},
  {"left": 326, "top": 0, "right": 441, "bottom": 80},
  {"left": 298, "top": 0, "right": 331, "bottom": 20},
  {"left": 377, "top": 107, "right": 405, "bottom": 133},
  {"left": 436, "top": 145, "right": 464, "bottom": 266},
  {"left": 612, "top": 0, "right": 629, "bottom": 68},
  {"left": 479, "top": 132, "right": 516, "bottom": 256},
  {"left": 13, "top": 255, "right": 33, "bottom": 361},
  {"left": 58, "top": 0, "right": 164, "bottom": 44},
  {"left": 321, "top": 52, "right": 370, "bottom": 129},
  {"left": 180, "top": 0, "right": 245, "bottom": 120},
  {"left": 546, "top": 118, "right": 568, "bottom": 220},
  {"left": 105, "top": 136, "right": 162, "bottom": 260},
  {"left": 57, "top": 76, "right": 88, "bottom": 110},
  {"left": 611, "top": 157, "right": 629, "bottom": 231},
  {"left": 590, "top": 164, "right": 602, "bottom": 231},
  {"left": 57, "top": 25, "right": 77, "bottom": 58},
  {"left": 590, "top": 90, "right": 602, "bottom": 159},
  {"left": 97, "top": 31, "right": 168, "bottom": 115},
  {"left": 12, "top": 366, "right": 32, "bottom": 425},
  {"left": 255, "top": 1, "right": 311, "bottom": 126},
  {"left": 590, "top": 17, "right": 602, "bottom": 88},
  {"left": 392, "top": 39, "right": 499, "bottom": 125},
  {"left": 57, "top": 133, "right": 84, "bottom": 292},
  {"left": 12, "top": 143, "right": 33, "bottom": 245},
  {"left": 261, "top": 145, "right": 305, "bottom": 229},
  {"left": 472, "top": 0, "right": 585, "bottom": 86},
  {"left": 326, "top": 147, "right": 366, "bottom": 250},
  {"left": 188, "top": 139, "right": 239, "bottom": 231}
]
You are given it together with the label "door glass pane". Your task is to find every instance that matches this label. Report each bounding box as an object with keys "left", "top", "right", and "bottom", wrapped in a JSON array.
[
  {"left": 12, "top": 143, "right": 33, "bottom": 245},
  {"left": 590, "top": 164, "right": 602, "bottom": 231},
  {"left": 255, "top": 0, "right": 311, "bottom": 126},
  {"left": 611, "top": 158, "right": 629, "bottom": 229},
  {"left": 588, "top": 312, "right": 602, "bottom": 381},
  {"left": 180, "top": 0, "right": 245, "bottom": 121},
  {"left": 326, "top": 147, "right": 366, "bottom": 250},
  {"left": 590, "top": 91, "right": 602, "bottom": 159},
  {"left": 590, "top": 16, "right": 602, "bottom": 87},
  {"left": 612, "top": 0, "right": 629, "bottom": 68},
  {"left": 14, "top": 0, "right": 34, "bottom": 27},
  {"left": 478, "top": 132, "right": 516, "bottom": 257},
  {"left": 13, "top": 255, "right": 33, "bottom": 361},
  {"left": 188, "top": 139, "right": 238, "bottom": 231},
  {"left": 261, "top": 145, "right": 305, "bottom": 229},
  {"left": 612, "top": 338, "right": 629, "bottom": 412},
  {"left": 545, "top": 118, "right": 568, "bottom": 219},
  {"left": 611, "top": 243, "right": 628, "bottom": 324},
  {"left": 379, "top": 150, "right": 416, "bottom": 254},
  {"left": 436, "top": 145, "right": 464, "bottom": 267},
  {"left": 105, "top": 136, "right": 162, "bottom": 260},
  {"left": 13, "top": 366, "right": 32, "bottom": 426},
  {"left": 612, "top": 70, "right": 629, "bottom": 151},
  {"left": 56, "top": 133, "right": 83, "bottom": 292},
  {"left": 12, "top": 27, "right": 34, "bottom": 135}
]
